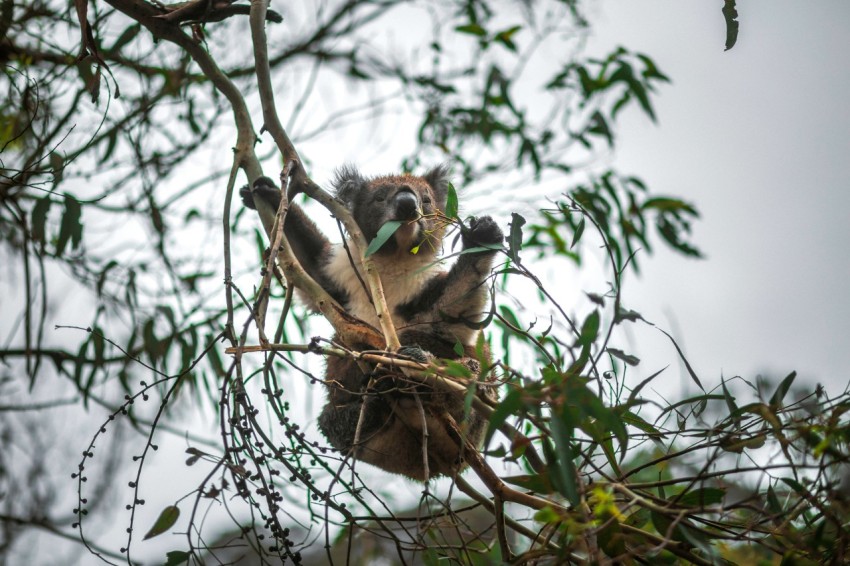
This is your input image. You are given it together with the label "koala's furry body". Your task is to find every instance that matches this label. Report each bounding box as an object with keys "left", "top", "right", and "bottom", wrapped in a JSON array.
[{"left": 241, "top": 166, "right": 502, "bottom": 480}]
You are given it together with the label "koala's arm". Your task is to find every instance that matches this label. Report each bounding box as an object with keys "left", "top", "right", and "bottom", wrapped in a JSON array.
[
  {"left": 398, "top": 216, "right": 503, "bottom": 324},
  {"left": 241, "top": 177, "right": 346, "bottom": 303}
]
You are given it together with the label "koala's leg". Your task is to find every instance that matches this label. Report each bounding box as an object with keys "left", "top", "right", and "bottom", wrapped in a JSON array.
[
  {"left": 318, "top": 396, "right": 391, "bottom": 453},
  {"left": 318, "top": 393, "right": 453, "bottom": 480}
]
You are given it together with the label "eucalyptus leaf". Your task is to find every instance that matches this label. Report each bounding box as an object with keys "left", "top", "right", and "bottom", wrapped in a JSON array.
[
  {"left": 144, "top": 505, "right": 180, "bottom": 540},
  {"left": 508, "top": 212, "right": 526, "bottom": 264},
  {"left": 365, "top": 221, "right": 402, "bottom": 257},
  {"left": 445, "top": 182, "right": 459, "bottom": 219}
]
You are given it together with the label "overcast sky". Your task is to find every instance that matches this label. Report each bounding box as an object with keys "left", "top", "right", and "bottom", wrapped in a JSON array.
[{"left": 584, "top": 1, "right": 850, "bottom": 395}]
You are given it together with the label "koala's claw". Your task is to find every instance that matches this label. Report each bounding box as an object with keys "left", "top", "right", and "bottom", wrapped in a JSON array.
[
  {"left": 397, "top": 345, "right": 434, "bottom": 364},
  {"left": 463, "top": 215, "right": 504, "bottom": 248}
]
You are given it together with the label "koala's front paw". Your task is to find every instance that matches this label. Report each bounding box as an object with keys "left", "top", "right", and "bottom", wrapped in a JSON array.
[
  {"left": 397, "top": 345, "right": 434, "bottom": 364},
  {"left": 463, "top": 216, "right": 504, "bottom": 249},
  {"left": 238, "top": 184, "right": 255, "bottom": 209},
  {"left": 253, "top": 176, "right": 282, "bottom": 199},
  {"left": 241, "top": 176, "right": 282, "bottom": 211}
]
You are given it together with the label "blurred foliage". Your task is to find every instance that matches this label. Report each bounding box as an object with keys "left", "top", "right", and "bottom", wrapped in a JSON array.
[{"left": 1, "top": 0, "right": 845, "bottom": 565}]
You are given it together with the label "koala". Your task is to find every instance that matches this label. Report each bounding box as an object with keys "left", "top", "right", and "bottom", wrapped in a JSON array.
[{"left": 241, "top": 165, "right": 503, "bottom": 480}]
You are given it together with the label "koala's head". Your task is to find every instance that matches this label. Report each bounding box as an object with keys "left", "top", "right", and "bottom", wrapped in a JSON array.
[{"left": 332, "top": 165, "right": 451, "bottom": 258}]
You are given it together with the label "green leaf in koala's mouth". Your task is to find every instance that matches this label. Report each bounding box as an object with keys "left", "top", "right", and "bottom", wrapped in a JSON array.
[{"left": 365, "top": 220, "right": 402, "bottom": 257}]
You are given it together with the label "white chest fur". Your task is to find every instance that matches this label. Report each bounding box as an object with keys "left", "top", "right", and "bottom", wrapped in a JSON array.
[{"left": 324, "top": 244, "right": 441, "bottom": 330}]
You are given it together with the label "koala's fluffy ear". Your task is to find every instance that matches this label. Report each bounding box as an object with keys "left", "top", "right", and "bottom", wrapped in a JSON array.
[
  {"left": 333, "top": 165, "right": 368, "bottom": 205},
  {"left": 424, "top": 164, "right": 451, "bottom": 210}
]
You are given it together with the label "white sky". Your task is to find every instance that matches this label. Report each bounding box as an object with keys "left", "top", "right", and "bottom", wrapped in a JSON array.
[{"left": 587, "top": 0, "right": 850, "bottom": 395}]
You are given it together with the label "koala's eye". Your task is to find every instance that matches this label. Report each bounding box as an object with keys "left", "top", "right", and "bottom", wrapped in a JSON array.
[
  {"left": 422, "top": 196, "right": 432, "bottom": 204},
  {"left": 374, "top": 195, "right": 385, "bottom": 202}
]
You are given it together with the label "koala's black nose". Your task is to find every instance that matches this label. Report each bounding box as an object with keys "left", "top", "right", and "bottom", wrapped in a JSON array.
[{"left": 393, "top": 190, "right": 419, "bottom": 220}]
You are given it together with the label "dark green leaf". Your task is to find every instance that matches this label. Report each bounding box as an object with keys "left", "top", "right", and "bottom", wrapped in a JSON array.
[
  {"left": 503, "top": 471, "right": 554, "bottom": 494},
  {"left": 650, "top": 511, "right": 712, "bottom": 551},
  {"left": 548, "top": 418, "right": 580, "bottom": 505},
  {"left": 626, "top": 367, "right": 667, "bottom": 406},
  {"left": 586, "top": 292, "right": 604, "bottom": 306},
  {"left": 143, "top": 319, "right": 161, "bottom": 363},
  {"left": 720, "top": 432, "right": 766, "bottom": 453},
  {"left": 581, "top": 419, "right": 622, "bottom": 473},
  {"left": 769, "top": 371, "right": 797, "bottom": 408},
  {"left": 180, "top": 336, "right": 195, "bottom": 374},
  {"left": 499, "top": 305, "right": 521, "bottom": 329},
  {"left": 780, "top": 477, "right": 806, "bottom": 496},
  {"left": 185, "top": 450, "right": 202, "bottom": 466},
  {"left": 587, "top": 111, "right": 613, "bottom": 147},
  {"left": 571, "top": 216, "right": 585, "bottom": 249},
  {"left": 636, "top": 54, "right": 671, "bottom": 83},
  {"left": 111, "top": 23, "right": 141, "bottom": 53},
  {"left": 642, "top": 197, "right": 698, "bottom": 214},
  {"left": 611, "top": 91, "right": 632, "bottom": 119},
  {"left": 620, "top": 410, "right": 664, "bottom": 440},
  {"left": 614, "top": 307, "right": 644, "bottom": 324},
  {"left": 578, "top": 310, "right": 600, "bottom": 347},
  {"left": 721, "top": 376, "right": 740, "bottom": 428},
  {"left": 507, "top": 212, "right": 526, "bottom": 264},
  {"left": 597, "top": 515, "right": 626, "bottom": 558},
  {"left": 462, "top": 379, "right": 476, "bottom": 419},
  {"left": 566, "top": 343, "right": 591, "bottom": 376},
  {"left": 84, "top": 327, "right": 105, "bottom": 395},
  {"left": 678, "top": 487, "right": 726, "bottom": 507},
  {"left": 657, "top": 216, "right": 702, "bottom": 258},
  {"left": 722, "top": 0, "right": 739, "bottom": 51},
  {"left": 56, "top": 194, "right": 83, "bottom": 256},
  {"left": 0, "top": 0, "right": 13, "bottom": 41},
  {"left": 73, "top": 336, "right": 90, "bottom": 402},
  {"left": 625, "top": 75, "right": 655, "bottom": 122},
  {"left": 675, "top": 519, "right": 714, "bottom": 551},
  {"left": 163, "top": 550, "right": 190, "bottom": 566},
  {"left": 31, "top": 196, "right": 51, "bottom": 245},
  {"left": 455, "top": 23, "right": 486, "bottom": 36},
  {"left": 101, "top": 130, "right": 118, "bottom": 161},
  {"left": 656, "top": 326, "right": 704, "bottom": 391},
  {"left": 525, "top": 139, "right": 542, "bottom": 173},
  {"left": 452, "top": 340, "right": 464, "bottom": 357},
  {"left": 766, "top": 486, "right": 782, "bottom": 514},
  {"left": 484, "top": 388, "right": 522, "bottom": 447},
  {"left": 445, "top": 182, "right": 459, "bottom": 219},
  {"left": 347, "top": 64, "right": 370, "bottom": 80},
  {"left": 658, "top": 394, "right": 725, "bottom": 417},
  {"left": 443, "top": 360, "right": 472, "bottom": 378},
  {"left": 96, "top": 261, "right": 117, "bottom": 297},
  {"left": 495, "top": 25, "right": 521, "bottom": 51},
  {"left": 365, "top": 220, "right": 402, "bottom": 256},
  {"left": 607, "top": 347, "right": 639, "bottom": 366},
  {"left": 144, "top": 505, "right": 180, "bottom": 540},
  {"left": 86, "top": 65, "right": 103, "bottom": 104},
  {"left": 207, "top": 334, "right": 226, "bottom": 378}
]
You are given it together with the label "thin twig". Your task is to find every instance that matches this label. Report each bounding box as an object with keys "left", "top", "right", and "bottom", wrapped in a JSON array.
[{"left": 413, "top": 391, "right": 431, "bottom": 485}]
